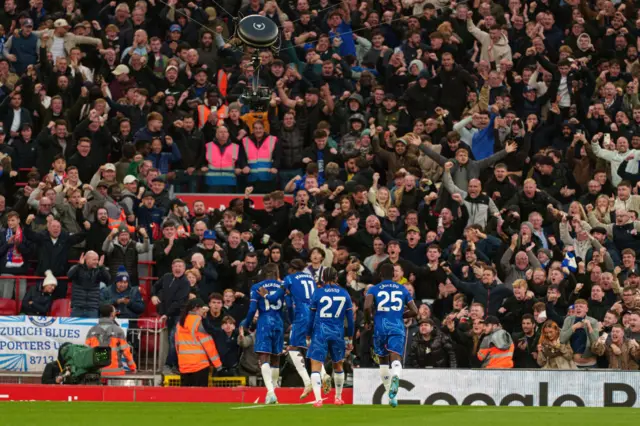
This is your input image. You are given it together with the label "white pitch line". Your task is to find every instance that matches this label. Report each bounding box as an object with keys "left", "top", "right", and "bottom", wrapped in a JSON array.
[
  {"left": 231, "top": 404, "right": 293, "bottom": 410},
  {"left": 0, "top": 395, "right": 9, "bottom": 399}
]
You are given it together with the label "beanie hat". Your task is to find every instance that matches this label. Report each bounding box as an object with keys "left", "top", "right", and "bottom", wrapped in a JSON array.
[
  {"left": 228, "top": 102, "right": 242, "bottom": 112},
  {"left": 43, "top": 270, "right": 58, "bottom": 287},
  {"left": 116, "top": 266, "right": 129, "bottom": 283},
  {"left": 361, "top": 129, "right": 371, "bottom": 138}
]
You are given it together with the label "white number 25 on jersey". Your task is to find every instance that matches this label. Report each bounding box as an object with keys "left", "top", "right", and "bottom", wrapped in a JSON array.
[{"left": 377, "top": 291, "right": 403, "bottom": 312}]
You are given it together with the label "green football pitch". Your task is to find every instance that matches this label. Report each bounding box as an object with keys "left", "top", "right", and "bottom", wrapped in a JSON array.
[{"left": 2, "top": 402, "right": 637, "bottom": 426}]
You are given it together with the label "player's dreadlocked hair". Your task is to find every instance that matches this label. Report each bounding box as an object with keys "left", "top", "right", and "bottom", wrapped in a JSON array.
[
  {"left": 262, "top": 263, "right": 280, "bottom": 281},
  {"left": 289, "top": 259, "right": 306, "bottom": 273},
  {"left": 322, "top": 267, "right": 338, "bottom": 284}
]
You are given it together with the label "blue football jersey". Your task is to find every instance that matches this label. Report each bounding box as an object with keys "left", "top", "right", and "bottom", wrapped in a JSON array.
[
  {"left": 250, "top": 279, "right": 286, "bottom": 327},
  {"left": 309, "top": 284, "right": 353, "bottom": 339},
  {"left": 284, "top": 272, "right": 316, "bottom": 309},
  {"left": 367, "top": 280, "right": 412, "bottom": 336}
]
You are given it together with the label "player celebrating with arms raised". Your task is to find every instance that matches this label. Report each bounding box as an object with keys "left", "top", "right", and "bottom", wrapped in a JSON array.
[
  {"left": 264, "top": 259, "right": 332, "bottom": 399},
  {"left": 240, "top": 264, "right": 286, "bottom": 404},
  {"left": 306, "top": 267, "right": 354, "bottom": 408},
  {"left": 364, "top": 264, "right": 418, "bottom": 408}
]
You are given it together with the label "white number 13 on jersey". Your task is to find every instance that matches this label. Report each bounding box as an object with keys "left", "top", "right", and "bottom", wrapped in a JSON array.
[{"left": 377, "top": 291, "right": 403, "bottom": 312}]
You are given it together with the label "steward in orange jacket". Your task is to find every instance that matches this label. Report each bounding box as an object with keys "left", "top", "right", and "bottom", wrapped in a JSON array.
[
  {"left": 85, "top": 305, "right": 136, "bottom": 377},
  {"left": 176, "top": 298, "right": 222, "bottom": 387},
  {"left": 477, "top": 316, "right": 514, "bottom": 369}
]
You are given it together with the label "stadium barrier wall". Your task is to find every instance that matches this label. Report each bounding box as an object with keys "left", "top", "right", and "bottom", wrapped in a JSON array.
[
  {"left": 0, "top": 384, "right": 353, "bottom": 404},
  {"left": 354, "top": 369, "right": 640, "bottom": 407},
  {"left": 177, "top": 194, "right": 293, "bottom": 210}
]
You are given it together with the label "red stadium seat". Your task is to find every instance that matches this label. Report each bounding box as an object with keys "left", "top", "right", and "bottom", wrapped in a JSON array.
[
  {"left": 138, "top": 317, "right": 166, "bottom": 355},
  {"left": 0, "top": 298, "right": 17, "bottom": 315},
  {"left": 50, "top": 299, "right": 71, "bottom": 317}
]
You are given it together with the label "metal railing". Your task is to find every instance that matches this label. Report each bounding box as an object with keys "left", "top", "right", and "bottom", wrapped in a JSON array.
[{"left": 127, "top": 317, "right": 166, "bottom": 375}]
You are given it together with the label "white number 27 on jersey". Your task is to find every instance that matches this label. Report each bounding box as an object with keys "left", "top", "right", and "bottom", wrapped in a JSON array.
[
  {"left": 377, "top": 291, "right": 403, "bottom": 312},
  {"left": 319, "top": 296, "right": 346, "bottom": 318}
]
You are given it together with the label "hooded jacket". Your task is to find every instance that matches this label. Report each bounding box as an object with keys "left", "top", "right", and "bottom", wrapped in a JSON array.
[{"left": 478, "top": 328, "right": 514, "bottom": 368}]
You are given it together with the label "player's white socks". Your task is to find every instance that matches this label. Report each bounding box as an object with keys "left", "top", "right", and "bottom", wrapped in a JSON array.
[
  {"left": 271, "top": 365, "right": 280, "bottom": 388},
  {"left": 310, "top": 372, "right": 322, "bottom": 402},
  {"left": 334, "top": 371, "right": 345, "bottom": 399},
  {"left": 261, "top": 363, "right": 274, "bottom": 393},
  {"left": 289, "top": 350, "right": 311, "bottom": 386},
  {"left": 391, "top": 360, "right": 402, "bottom": 379},
  {"left": 379, "top": 365, "right": 391, "bottom": 392},
  {"left": 321, "top": 365, "right": 329, "bottom": 380}
]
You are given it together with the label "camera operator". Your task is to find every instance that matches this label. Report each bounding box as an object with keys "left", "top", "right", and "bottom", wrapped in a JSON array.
[{"left": 41, "top": 342, "right": 72, "bottom": 384}]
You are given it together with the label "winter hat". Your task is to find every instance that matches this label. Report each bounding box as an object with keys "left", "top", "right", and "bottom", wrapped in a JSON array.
[
  {"left": 203, "top": 230, "right": 217, "bottom": 241},
  {"left": 417, "top": 69, "right": 431, "bottom": 81},
  {"left": 538, "top": 248, "right": 552, "bottom": 260},
  {"left": 361, "top": 129, "right": 371, "bottom": 138},
  {"left": 43, "top": 270, "right": 58, "bottom": 288},
  {"left": 228, "top": 102, "right": 242, "bottom": 112},
  {"left": 116, "top": 266, "right": 129, "bottom": 283}
]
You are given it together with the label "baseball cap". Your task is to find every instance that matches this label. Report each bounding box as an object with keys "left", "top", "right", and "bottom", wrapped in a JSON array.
[
  {"left": 523, "top": 85, "right": 537, "bottom": 93},
  {"left": 166, "top": 65, "right": 179, "bottom": 73},
  {"left": 152, "top": 176, "right": 166, "bottom": 183},
  {"left": 484, "top": 316, "right": 500, "bottom": 325},
  {"left": 103, "top": 163, "right": 116, "bottom": 172},
  {"left": 590, "top": 226, "right": 607, "bottom": 235},
  {"left": 54, "top": 19, "right": 70, "bottom": 28},
  {"left": 170, "top": 24, "right": 182, "bottom": 32},
  {"left": 406, "top": 226, "right": 420, "bottom": 234},
  {"left": 203, "top": 230, "right": 217, "bottom": 240},
  {"left": 123, "top": 175, "right": 138, "bottom": 184},
  {"left": 112, "top": 64, "right": 130, "bottom": 76},
  {"left": 97, "top": 180, "right": 109, "bottom": 188},
  {"left": 22, "top": 18, "right": 33, "bottom": 27},
  {"left": 142, "top": 190, "right": 154, "bottom": 199}
]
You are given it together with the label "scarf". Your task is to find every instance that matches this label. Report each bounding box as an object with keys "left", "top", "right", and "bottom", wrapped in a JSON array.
[{"left": 6, "top": 227, "right": 23, "bottom": 267}]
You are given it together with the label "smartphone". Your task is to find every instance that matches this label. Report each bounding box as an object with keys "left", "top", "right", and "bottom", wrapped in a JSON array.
[
  {"left": 601, "top": 333, "right": 609, "bottom": 340},
  {"left": 604, "top": 133, "right": 611, "bottom": 146}
]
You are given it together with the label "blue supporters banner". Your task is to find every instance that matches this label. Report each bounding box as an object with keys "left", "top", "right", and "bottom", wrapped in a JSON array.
[{"left": 0, "top": 316, "right": 129, "bottom": 373}]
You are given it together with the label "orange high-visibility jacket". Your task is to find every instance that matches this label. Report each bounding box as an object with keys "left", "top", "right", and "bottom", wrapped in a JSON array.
[
  {"left": 85, "top": 319, "right": 136, "bottom": 376},
  {"left": 176, "top": 313, "right": 222, "bottom": 374},
  {"left": 477, "top": 329, "right": 514, "bottom": 369}
]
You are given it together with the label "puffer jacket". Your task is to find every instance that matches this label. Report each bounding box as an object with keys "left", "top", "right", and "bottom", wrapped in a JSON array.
[
  {"left": 68, "top": 264, "right": 111, "bottom": 312},
  {"left": 274, "top": 123, "right": 305, "bottom": 170},
  {"left": 407, "top": 327, "right": 457, "bottom": 368}
]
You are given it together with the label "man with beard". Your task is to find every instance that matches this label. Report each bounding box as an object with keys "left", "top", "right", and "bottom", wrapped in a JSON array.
[
  {"left": 512, "top": 314, "right": 540, "bottom": 368},
  {"left": 447, "top": 265, "right": 513, "bottom": 316},
  {"left": 189, "top": 200, "right": 217, "bottom": 229},
  {"left": 277, "top": 82, "right": 334, "bottom": 145},
  {"left": 85, "top": 207, "right": 111, "bottom": 255},
  {"left": 484, "top": 163, "right": 517, "bottom": 210},
  {"left": 432, "top": 52, "right": 476, "bottom": 120},
  {"left": 103, "top": 225, "right": 150, "bottom": 287},
  {"left": 234, "top": 252, "right": 260, "bottom": 295}
]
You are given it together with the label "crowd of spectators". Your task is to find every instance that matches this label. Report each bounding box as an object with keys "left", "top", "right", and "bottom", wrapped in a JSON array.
[{"left": 0, "top": 0, "right": 640, "bottom": 378}]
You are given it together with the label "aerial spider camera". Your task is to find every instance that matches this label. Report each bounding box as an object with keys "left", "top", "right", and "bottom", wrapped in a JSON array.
[{"left": 236, "top": 15, "right": 279, "bottom": 111}]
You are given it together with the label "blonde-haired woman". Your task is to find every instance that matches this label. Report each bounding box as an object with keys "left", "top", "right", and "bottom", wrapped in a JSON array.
[
  {"left": 536, "top": 321, "right": 577, "bottom": 369},
  {"left": 592, "top": 194, "right": 613, "bottom": 225},
  {"left": 369, "top": 172, "right": 392, "bottom": 217}
]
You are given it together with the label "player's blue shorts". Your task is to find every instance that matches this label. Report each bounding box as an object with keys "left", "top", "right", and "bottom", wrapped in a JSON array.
[
  {"left": 307, "top": 332, "right": 345, "bottom": 363},
  {"left": 289, "top": 306, "right": 311, "bottom": 348},
  {"left": 373, "top": 333, "right": 406, "bottom": 357},
  {"left": 255, "top": 322, "right": 284, "bottom": 355}
]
